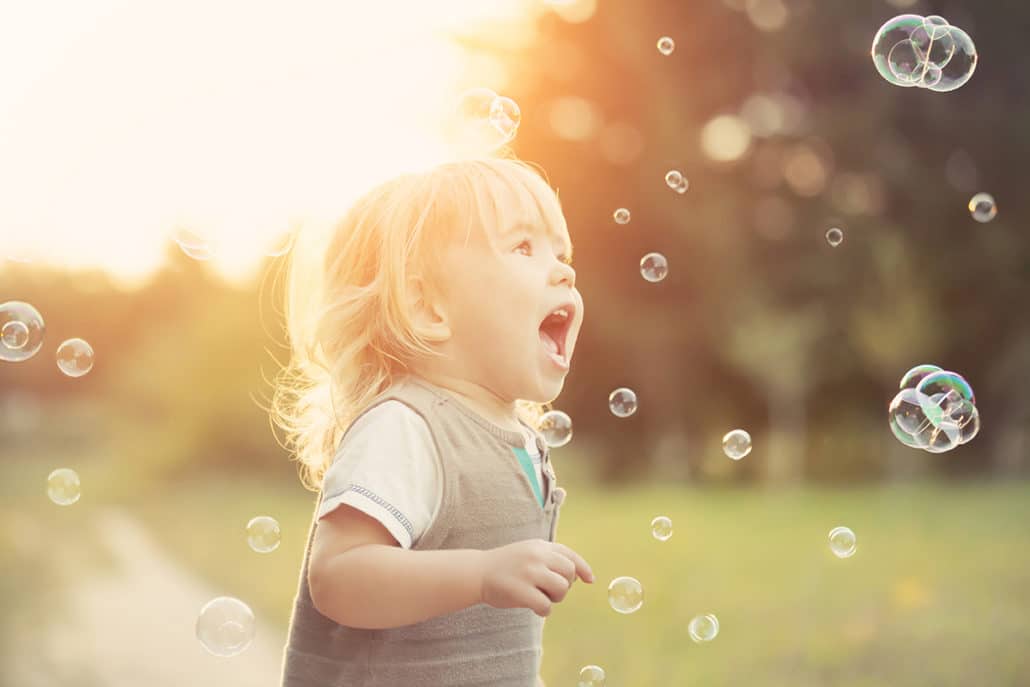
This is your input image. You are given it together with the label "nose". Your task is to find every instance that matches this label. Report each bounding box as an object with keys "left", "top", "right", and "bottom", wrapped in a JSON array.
[{"left": 551, "top": 260, "right": 576, "bottom": 288}]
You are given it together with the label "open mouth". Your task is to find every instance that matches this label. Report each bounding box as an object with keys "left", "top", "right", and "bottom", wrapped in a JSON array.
[{"left": 538, "top": 304, "right": 574, "bottom": 362}]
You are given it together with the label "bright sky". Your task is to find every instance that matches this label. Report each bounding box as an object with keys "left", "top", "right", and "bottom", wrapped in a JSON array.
[{"left": 0, "top": 0, "right": 563, "bottom": 288}]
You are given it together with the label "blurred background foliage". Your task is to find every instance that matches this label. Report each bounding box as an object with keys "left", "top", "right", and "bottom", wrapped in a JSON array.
[{"left": 3, "top": 0, "right": 1030, "bottom": 685}]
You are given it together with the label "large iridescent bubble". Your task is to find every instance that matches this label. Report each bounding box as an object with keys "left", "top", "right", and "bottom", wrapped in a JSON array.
[{"left": 872, "top": 14, "right": 976, "bottom": 92}]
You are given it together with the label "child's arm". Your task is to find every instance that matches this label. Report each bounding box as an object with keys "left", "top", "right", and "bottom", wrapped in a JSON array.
[{"left": 308, "top": 503, "right": 485, "bottom": 629}]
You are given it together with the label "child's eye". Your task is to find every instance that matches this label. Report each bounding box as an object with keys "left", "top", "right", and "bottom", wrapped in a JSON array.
[{"left": 515, "top": 239, "right": 573, "bottom": 266}]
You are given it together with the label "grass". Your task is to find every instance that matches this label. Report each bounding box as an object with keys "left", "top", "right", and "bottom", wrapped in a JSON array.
[
  {"left": 5, "top": 444, "right": 1030, "bottom": 686},
  {"left": 124, "top": 474, "right": 1030, "bottom": 687}
]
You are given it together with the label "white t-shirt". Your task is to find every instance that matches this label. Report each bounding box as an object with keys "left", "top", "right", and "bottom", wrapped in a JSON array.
[{"left": 317, "top": 400, "right": 543, "bottom": 549}]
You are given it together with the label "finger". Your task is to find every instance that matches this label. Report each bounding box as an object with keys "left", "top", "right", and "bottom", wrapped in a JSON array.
[
  {"left": 536, "top": 569, "right": 572, "bottom": 604},
  {"left": 553, "top": 543, "right": 594, "bottom": 583},
  {"left": 548, "top": 551, "right": 577, "bottom": 585},
  {"left": 525, "top": 588, "right": 554, "bottom": 618}
]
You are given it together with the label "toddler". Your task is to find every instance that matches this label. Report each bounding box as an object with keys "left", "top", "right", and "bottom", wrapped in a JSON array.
[{"left": 272, "top": 157, "right": 593, "bottom": 686}]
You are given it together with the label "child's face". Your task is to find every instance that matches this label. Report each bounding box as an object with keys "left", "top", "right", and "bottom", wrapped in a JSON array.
[{"left": 428, "top": 197, "right": 583, "bottom": 408}]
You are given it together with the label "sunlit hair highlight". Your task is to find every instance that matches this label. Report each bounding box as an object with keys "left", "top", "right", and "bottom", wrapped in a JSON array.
[{"left": 270, "top": 157, "right": 568, "bottom": 491}]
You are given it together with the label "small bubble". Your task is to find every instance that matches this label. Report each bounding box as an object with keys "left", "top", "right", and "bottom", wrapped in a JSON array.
[
  {"left": 722, "top": 429, "right": 752, "bottom": 460},
  {"left": 656, "top": 36, "right": 675, "bottom": 56},
  {"left": 826, "top": 227, "right": 844, "bottom": 247},
  {"left": 607, "top": 576, "right": 644, "bottom": 614},
  {"left": 613, "top": 208, "right": 631, "bottom": 225},
  {"left": 0, "top": 300, "right": 45, "bottom": 362},
  {"left": 196, "top": 596, "right": 256, "bottom": 657},
  {"left": 538, "top": 410, "right": 574, "bottom": 447},
  {"left": 688, "top": 613, "right": 720, "bottom": 642},
  {"left": 578, "top": 664, "right": 606, "bottom": 687},
  {"left": 56, "top": 338, "right": 95, "bottom": 378},
  {"left": 640, "top": 252, "right": 669, "bottom": 282},
  {"left": 829, "top": 526, "right": 857, "bottom": 558},
  {"left": 608, "top": 387, "right": 638, "bottom": 418},
  {"left": 968, "top": 192, "right": 996, "bottom": 222},
  {"left": 665, "top": 169, "right": 684, "bottom": 190},
  {"left": 651, "top": 516, "right": 673, "bottom": 541},
  {"left": 47, "top": 468, "right": 81, "bottom": 506},
  {"left": 246, "top": 516, "right": 282, "bottom": 553},
  {"left": 489, "top": 95, "right": 522, "bottom": 141}
]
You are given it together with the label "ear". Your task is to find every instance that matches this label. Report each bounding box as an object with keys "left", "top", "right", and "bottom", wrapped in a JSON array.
[{"left": 406, "top": 274, "right": 451, "bottom": 343}]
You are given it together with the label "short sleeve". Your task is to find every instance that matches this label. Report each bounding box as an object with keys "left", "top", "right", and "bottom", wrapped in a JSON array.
[{"left": 318, "top": 400, "right": 442, "bottom": 549}]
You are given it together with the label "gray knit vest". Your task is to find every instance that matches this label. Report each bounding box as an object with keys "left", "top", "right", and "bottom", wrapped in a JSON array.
[{"left": 280, "top": 374, "right": 565, "bottom": 686}]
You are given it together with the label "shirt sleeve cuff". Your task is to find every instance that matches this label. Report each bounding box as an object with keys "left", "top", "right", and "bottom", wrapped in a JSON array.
[{"left": 319, "top": 487, "right": 414, "bottom": 549}]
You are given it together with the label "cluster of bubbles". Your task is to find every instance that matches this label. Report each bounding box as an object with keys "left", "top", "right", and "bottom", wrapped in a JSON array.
[
  {"left": 1, "top": 301, "right": 95, "bottom": 375},
  {"left": 196, "top": 596, "right": 257, "bottom": 657},
  {"left": 969, "top": 192, "right": 997, "bottom": 223},
  {"left": 450, "top": 87, "right": 522, "bottom": 155},
  {"left": 664, "top": 169, "right": 689, "bottom": 194},
  {"left": 888, "top": 364, "right": 980, "bottom": 453},
  {"left": 871, "top": 14, "right": 977, "bottom": 92},
  {"left": 826, "top": 227, "right": 844, "bottom": 247}
]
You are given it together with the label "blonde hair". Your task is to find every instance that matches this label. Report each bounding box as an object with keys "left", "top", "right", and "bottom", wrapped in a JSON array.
[{"left": 270, "top": 157, "right": 568, "bottom": 492}]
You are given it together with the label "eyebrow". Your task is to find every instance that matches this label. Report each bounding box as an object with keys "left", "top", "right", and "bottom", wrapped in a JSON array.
[{"left": 504, "top": 222, "right": 574, "bottom": 260}]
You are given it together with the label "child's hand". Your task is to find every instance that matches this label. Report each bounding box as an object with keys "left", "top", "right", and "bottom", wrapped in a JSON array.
[{"left": 478, "top": 539, "right": 594, "bottom": 618}]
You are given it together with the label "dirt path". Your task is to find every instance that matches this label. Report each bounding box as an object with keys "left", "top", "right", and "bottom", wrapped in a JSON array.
[{"left": 8, "top": 508, "right": 287, "bottom": 687}]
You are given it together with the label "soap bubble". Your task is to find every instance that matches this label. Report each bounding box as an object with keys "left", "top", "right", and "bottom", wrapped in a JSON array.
[
  {"left": 673, "top": 175, "right": 689, "bottom": 194},
  {"left": 608, "top": 387, "right": 638, "bottom": 418},
  {"left": 651, "top": 516, "right": 673, "bottom": 541},
  {"left": 451, "top": 88, "right": 521, "bottom": 154},
  {"left": 826, "top": 227, "right": 844, "bottom": 246},
  {"left": 607, "top": 576, "right": 644, "bottom": 614},
  {"left": 47, "top": 468, "right": 81, "bottom": 506},
  {"left": 578, "top": 664, "right": 606, "bottom": 687},
  {"left": 922, "top": 15, "right": 951, "bottom": 40},
  {"left": 538, "top": 410, "right": 574, "bottom": 447},
  {"left": 657, "top": 36, "right": 675, "bottom": 56},
  {"left": 871, "top": 14, "right": 976, "bottom": 91},
  {"left": 489, "top": 96, "right": 522, "bottom": 142},
  {"left": 1, "top": 321, "right": 29, "bottom": 350},
  {"left": 56, "top": 338, "right": 95, "bottom": 378},
  {"left": 969, "top": 192, "right": 997, "bottom": 222},
  {"left": 889, "top": 388, "right": 933, "bottom": 436},
  {"left": 172, "top": 227, "right": 218, "bottom": 261},
  {"left": 688, "top": 613, "right": 720, "bottom": 642},
  {"left": 915, "top": 370, "right": 975, "bottom": 426},
  {"left": 0, "top": 301, "right": 45, "bottom": 362},
  {"left": 722, "top": 429, "right": 752, "bottom": 460},
  {"left": 640, "top": 252, "right": 669, "bottom": 283},
  {"left": 926, "top": 26, "right": 977, "bottom": 92},
  {"left": 196, "top": 596, "right": 256, "bottom": 657},
  {"left": 899, "top": 364, "right": 942, "bottom": 390},
  {"left": 613, "top": 208, "right": 631, "bottom": 225},
  {"left": 665, "top": 169, "right": 684, "bottom": 190},
  {"left": 828, "top": 526, "right": 857, "bottom": 558},
  {"left": 246, "top": 516, "right": 282, "bottom": 553}
]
